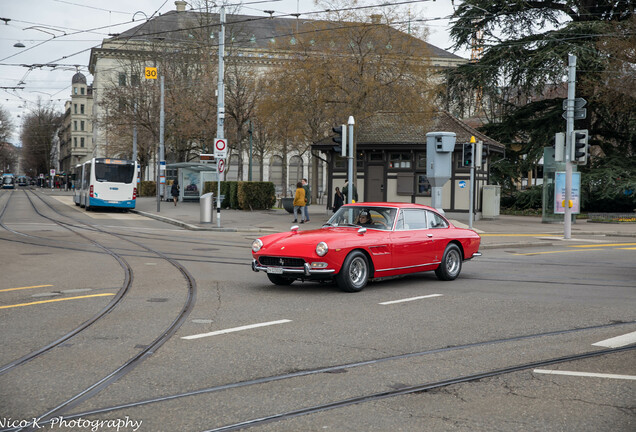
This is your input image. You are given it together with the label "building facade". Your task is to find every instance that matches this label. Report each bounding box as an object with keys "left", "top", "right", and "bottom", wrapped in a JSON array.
[
  {"left": 58, "top": 72, "right": 94, "bottom": 174},
  {"left": 87, "top": 1, "right": 468, "bottom": 199}
]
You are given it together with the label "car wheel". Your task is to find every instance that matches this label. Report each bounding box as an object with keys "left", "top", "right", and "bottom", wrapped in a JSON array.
[
  {"left": 336, "top": 250, "right": 369, "bottom": 292},
  {"left": 267, "top": 273, "right": 294, "bottom": 286},
  {"left": 435, "top": 243, "right": 462, "bottom": 281}
]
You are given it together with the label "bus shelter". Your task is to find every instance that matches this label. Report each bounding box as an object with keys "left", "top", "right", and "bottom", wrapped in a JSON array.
[{"left": 166, "top": 162, "right": 217, "bottom": 201}]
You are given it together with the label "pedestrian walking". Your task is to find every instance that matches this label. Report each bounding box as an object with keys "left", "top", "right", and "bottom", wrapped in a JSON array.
[
  {"left": 293, "top": 181, "right": 306, "bottom": 224},
  {"left": 171, "top": 180, "right": 179, "bottom": 206},
  {"left": 333, "top": 187, "right": 344, "bottom": 213},
  {"left": 342, "top": 181, "right": 358, "bottom": 203},
  {"left": 301, "top": 178, "right": 310, "bottom": 222}
]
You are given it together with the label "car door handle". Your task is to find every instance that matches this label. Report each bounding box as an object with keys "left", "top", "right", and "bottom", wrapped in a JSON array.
[{"left": 427, "top": 234, "right": 433, "bottom": 238}]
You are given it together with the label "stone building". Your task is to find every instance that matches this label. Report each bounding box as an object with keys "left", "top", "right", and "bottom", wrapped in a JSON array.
[
  {"left": 58, "top": 72, "right": 94, "bottom": 174},
  {"left": 87, "top": 1, "right": 467, "bottom": 198}
]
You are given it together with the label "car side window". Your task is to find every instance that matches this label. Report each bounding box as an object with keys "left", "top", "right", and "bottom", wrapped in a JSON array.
[
  {"left": 426, "top": 210, "right": 449, "bottom": 229},
  {"left": 401, "top": 209, "right": 428, "bottom": 230}
]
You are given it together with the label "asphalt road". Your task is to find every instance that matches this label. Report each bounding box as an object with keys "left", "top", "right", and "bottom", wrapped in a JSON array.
[{"left": 0, "top": 188, "right": 634, "bottom": 432}]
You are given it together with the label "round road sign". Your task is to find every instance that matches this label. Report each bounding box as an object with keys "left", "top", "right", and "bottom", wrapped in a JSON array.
[
  {"left": 217, "top": 159, "right": 225, "bottom": 173},
  {"left": 215, "top": 139, "right": 227, "bottom": 152}
]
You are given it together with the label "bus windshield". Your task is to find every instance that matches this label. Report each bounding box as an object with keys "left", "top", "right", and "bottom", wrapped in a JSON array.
[
  {"left": 95, "top": 162, "right": 134, "bottom": 183},
  {"left": 2, "top": 176, "right": 14, "bottom": 185}
]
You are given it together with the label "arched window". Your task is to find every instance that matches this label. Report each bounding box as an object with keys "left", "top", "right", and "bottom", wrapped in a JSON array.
[
  {"left": 289, "top": 155, "right": 303, "bottom": 194},
  {"left": 250, "top": 155, "right": 262, "bottom": 181},
  {"left": 269, "top": 155, "right": 283, "bottom": 195}
]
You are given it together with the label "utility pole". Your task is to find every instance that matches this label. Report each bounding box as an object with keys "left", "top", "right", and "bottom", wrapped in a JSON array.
[
  {"left": 156, "top": 75, "right": 165, "bottom": 212},
  {"left": 564, "top": 54, "right": 576, "bottom": 239},
  {"left": 216, "top": 5, "right": 225, "bottom": 228}
]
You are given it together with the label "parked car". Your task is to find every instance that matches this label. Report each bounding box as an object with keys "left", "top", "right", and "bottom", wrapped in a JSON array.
[{"left": 251, "top": 202, "right": 481, "bottom": 292}]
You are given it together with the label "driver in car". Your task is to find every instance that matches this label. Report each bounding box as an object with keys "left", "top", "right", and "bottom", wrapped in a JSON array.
[{"left": 357, "top": 211, "right": 373, "bottom": 226}]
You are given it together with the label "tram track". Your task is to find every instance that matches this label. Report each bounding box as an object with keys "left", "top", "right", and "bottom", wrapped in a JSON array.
[
  {"left": 1, "top": 189, "right": 198, "bottom": 431},
  {"left": 5, "top": 320, "right": 634, "bottom": 432}
]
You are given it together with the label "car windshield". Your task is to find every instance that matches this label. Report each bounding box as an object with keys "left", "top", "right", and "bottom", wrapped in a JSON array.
[{"left": 326, "top": 206, "right": 397, "bottom": 230}]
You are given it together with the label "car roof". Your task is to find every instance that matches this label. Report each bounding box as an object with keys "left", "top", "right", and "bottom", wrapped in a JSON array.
[{"left": 342, "top": 202, "right": 437, "bottom": 211}]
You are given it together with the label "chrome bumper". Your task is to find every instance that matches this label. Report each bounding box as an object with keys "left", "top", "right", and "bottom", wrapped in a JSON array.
[{"left": 252, "top": 260, "right": 335, "bottom": 276}]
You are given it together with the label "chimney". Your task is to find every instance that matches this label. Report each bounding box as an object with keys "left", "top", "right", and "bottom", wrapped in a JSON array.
[
  {"left": 370, "top": 14, "right": 382, "bottom": 24},
  {"left": 175, "top": 1, "right": 187, "bottom": 12}
]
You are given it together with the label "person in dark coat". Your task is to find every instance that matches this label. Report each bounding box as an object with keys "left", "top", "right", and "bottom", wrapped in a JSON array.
[
  {"left": 333, "top": 187, "right": 344, "bottom": 213},
  {"left": 171, "top": 180, "right": 179, "bottom": 206}
]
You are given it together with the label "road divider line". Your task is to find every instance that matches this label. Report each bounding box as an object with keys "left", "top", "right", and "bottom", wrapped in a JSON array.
[
  {"left": 182, "top": 319, "right": 292, "bottom": 340},
  {"left": 533, "top": 369, "right": 636, "bottom": 380},
  {"left": 570, "top": 243, "right": 636, "bottom": 248},
  {"left": 0, "top": 284, "right": 53, "bottom": 293},
  {"left": 0, "top": 293, "right": 114, "bottom": 310},
  {"left": 379, "top": 294, "right": 443, "bottom": 305},
  {"left": 514, "top": 249, "right": 603, "bottom": 256},
  {"left": 592, "top": 331, "right": 636, "bottom": 348},
  {"left": 480, "top": 234, "right": 561, "bottom": 237}
]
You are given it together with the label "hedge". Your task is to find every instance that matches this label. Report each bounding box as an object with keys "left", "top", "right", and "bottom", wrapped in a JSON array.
[
  {"left": 203, "top": 181, "right": 276, "bottom": 210},
  {"left": 138, "top": 181, "right": 156, "bottom": 197}
]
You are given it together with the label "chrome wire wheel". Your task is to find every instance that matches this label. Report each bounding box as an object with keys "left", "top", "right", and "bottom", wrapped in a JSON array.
[
  {"left": 336, "top": 251, "right": 370, "bottom": 292},
  {"left": 445, "top": 248, "right": 461, "bottom": 277},
  {"left": 349, "top": 256, "right": 368, "bottom": 288}
]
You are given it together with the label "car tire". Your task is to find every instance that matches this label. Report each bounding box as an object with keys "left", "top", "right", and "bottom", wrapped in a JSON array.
[
  {"left": 267, "top": 273, "right": 294, "bottom": 286},
  {"left": 336, "top": 250, "right": 369, "bottom": 292},
  {"left": 435, "top": 243, "right": 462, "bottom": 281}
]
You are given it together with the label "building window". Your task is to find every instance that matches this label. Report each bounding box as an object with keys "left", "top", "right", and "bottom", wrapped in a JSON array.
[
  {"left": 74, "top": 137, "right": 77, "bottom": 147},
  {"left": 396, "top": 173, "right": 414, "bottom": 195},
  {"left": 417, "top": 153, "right": 427, "bottom": 169},
  {"left": 288, "top": 155, "right": 303, "bottom": 189},
  {"left": 131, "top": 73, "right": 140, "bottom": 87},
  {"left": 80, "top": 87, "right": 85, "bottom": 95},
  {"left": 74, "top": 121, "right": 77, "bottom": 131},
  {"left": 118, "top": 72, "right": 126, "bottom": 86},
  {"left": 416, "top": 174, "right": 432, "bottom": 196},
  {"left": 74, "top": 104, "right": 77, "bottom": 114},
  {"left": 368, "top": 152, "right": 383, "bottom": 162},
  {"left": 334, "top": 155, "right": 346, "bottom": 170},
  {"left": 74, "top": 87, "right": 78, "bottom": 95},
  {"left": 80, "top": 104, "right": 84, "bottom": 114},
  {"left": 80, "top": 137, "right": 85, "bottom": 147},
  {"left": 81, "top": 121, "right": 85, "bottom": 131},
  {"left": 389, "top": 152, "right": 412, "bottom": 169}
]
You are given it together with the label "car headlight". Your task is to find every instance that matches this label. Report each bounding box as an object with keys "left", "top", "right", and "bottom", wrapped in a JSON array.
[
  {"left": 252, "top": 239, "right": 263, "bottom": 252},
  {"left": 316, "top": 241, "right": 328, "bottom": 257}
]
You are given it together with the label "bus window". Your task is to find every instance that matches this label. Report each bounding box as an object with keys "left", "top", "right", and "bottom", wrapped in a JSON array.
[{"left": 95, "top": 161, "right": 135, "bottom": 183}]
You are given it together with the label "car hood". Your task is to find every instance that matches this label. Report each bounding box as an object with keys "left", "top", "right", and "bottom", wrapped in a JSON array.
[{"left": 257, "top": 227, "right": 384, "bottom": 252}]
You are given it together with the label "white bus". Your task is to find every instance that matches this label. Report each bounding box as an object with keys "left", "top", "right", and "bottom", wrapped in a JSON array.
[{"left": 73, "top": 158, "right": 138, "bottom": 210}]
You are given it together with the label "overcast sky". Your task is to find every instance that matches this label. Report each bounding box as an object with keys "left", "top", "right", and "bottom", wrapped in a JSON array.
[{"left": 1, "top": 0, "right": 466, "bottom": 145}]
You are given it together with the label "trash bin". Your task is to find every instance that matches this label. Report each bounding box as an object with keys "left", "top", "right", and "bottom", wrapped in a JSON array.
[{"left": 200, "top": 192, "right": 214, "bottom": 223}]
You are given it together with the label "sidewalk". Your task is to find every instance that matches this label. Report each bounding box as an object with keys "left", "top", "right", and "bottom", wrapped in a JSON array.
[{"left": 131, "top": 197, "right": 636, "bottom": 249}]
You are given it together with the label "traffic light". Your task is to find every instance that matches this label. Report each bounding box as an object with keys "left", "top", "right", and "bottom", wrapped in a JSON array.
[
  {"left": 571, "top": 129, "right": 588, "bottom": 165},
  {"left": 332, "top": 125, "right": 346, "bottom": 156},
  {"left": 463, "top": 143, "right": 473, "bottom": 167}
]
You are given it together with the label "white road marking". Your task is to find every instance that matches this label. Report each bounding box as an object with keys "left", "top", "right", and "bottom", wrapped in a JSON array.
[
  {"left": 534, "top": 369, "right": 636, "bottom": 380},
  {"left": 181, "top": 319, "right": 292, "bottom": 340},
  {"left": 592, "top": 331, "right": 636, "bottom": 348},
  {"left": 379, "top": 294, "right": 443, "bottom": 305}
]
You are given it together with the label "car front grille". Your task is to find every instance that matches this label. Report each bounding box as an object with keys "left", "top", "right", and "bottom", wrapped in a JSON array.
[{"left": 259, "top": 256, "right": 306, "bottom": 267}]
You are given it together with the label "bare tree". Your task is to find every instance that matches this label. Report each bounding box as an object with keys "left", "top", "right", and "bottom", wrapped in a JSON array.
[{"left": 20, "top": 99, "right": 63, "bottom": 175}]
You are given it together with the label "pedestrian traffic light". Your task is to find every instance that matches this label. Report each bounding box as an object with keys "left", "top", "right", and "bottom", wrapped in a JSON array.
[
  {"left": 332, "top": 125, "right": 346, "bottom": 157},
  {"left": 571, "top": 129, "right": 588, "bottom": 165},
  {"left": 463, "top": 143, "right": 473, "bottom": 167}
]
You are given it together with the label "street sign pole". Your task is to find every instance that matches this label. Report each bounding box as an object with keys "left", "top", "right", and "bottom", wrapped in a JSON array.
[
  {"left": 216, "top": 6, "right": 225, "bottom": 228},
  {"left": 564, "top": 54, "right": 576, "bottom": 239}
]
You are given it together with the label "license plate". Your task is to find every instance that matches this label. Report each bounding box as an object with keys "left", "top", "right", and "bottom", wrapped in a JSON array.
[
  {"left": 108, "top": 200, "right": 118, "bottom": 203},
  {"left": 267, "top": 267, "right": 283, "bottom": 274}
]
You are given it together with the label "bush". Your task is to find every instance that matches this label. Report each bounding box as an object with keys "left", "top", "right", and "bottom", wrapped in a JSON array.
[
  {"left": 204, "top": 181, "right": 276, "bottom": 209},
  {"left": 237, "top": 182, "right": 276, "bottom": 210},
  {"left": 139, "top": 181, "right": 156, "bottom": 197},
  {"left": 501, "top": 186, "right": 542, "bottom": 210}
]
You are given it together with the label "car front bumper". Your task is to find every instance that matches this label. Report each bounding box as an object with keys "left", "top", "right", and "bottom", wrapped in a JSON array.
[{"left": 252, "top": 259, "right": 336, "bottom": 276}]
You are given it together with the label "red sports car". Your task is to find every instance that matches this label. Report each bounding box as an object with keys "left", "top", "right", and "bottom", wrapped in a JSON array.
[{"left": 251, "top": 203, "right": 481, "bottom": 292}]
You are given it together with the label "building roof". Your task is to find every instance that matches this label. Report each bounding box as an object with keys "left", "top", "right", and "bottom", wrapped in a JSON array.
[
  {"left": 107, "top": 10, "right": 464, "bottom": 61},
  {"left": 72, "top": 72, "right": 87, "bottom": 84},
  {"left": 314, "top": 111, "right": 505, "bottom": 150}
]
